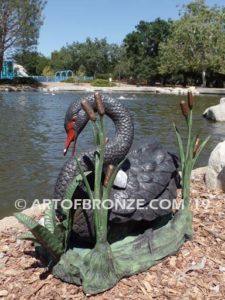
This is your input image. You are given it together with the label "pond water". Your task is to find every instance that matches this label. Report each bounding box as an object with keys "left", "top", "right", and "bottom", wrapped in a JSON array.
[{"left": 0, "top": 91, "right": 224, "bottom": 218}]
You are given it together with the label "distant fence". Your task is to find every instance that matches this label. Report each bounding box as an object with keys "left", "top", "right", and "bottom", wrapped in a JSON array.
[{"left": 31, "top": 75, "right": 94, "bottom": 83}]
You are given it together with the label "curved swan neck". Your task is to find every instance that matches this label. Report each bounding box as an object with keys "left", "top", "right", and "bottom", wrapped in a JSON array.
[
  {"left": 54, "top": 95, "right": 134, "bottom": 200},
  {"left": 85, "top": 95, "right": 134, "bottom": 164}
]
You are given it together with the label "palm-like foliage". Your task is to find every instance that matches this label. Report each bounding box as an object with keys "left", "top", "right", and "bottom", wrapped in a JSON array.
[
  {"left": 15, "top": 172, "right": 89, "bottom": 262},
  {"left": 15, "top": 212, "right": 63, "bottom": 261}
]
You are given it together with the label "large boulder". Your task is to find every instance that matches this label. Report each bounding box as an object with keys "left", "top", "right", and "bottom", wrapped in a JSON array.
[
  {"left": 203, "top": 104, "right": 225, "bottom": 121},
  {"left": 205, "top": 141, "right": 225, "bottom": 191},
  {"left": 203, "top": 97, "right": 225, "bottom": 121},
  {"left": 220, "top": 97, "right": 225, "bottom": 104}
]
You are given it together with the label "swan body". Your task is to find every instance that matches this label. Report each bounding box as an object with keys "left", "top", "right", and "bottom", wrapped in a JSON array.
[{"left": 54, "top": 95, "right": 179, "bottom": 243}]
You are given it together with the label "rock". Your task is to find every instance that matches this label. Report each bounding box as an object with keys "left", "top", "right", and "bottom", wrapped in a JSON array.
[
  {"left": 113, "top": 170, "right": 128, "bottom": 189},
  {"left": 219, "top": 266, "right": 225, "bottom": 272},
  {"left": 205, "top": 141, "right": 225, "bottom": 191},
  {"left": 4, "top": 269, "right": 21, "bottom": 276},
  {"left": 220, "top": 97, "right": 225, "bottom": 104},
  {"left": 191, "top": 167, "right": 207, "bottom": 179},
  {"left": 203, "top": 103, "right": 225, "bottom": 121},
  {"left": 173, "top": 88, "right": 184, "bottom": 95},
  {"left": 0, "top": 245, "right": 9, "bottom": 253},
  {"left": 0, "top": 290, "right": 9, "bottom": 297},
  {"left": 203, "top": 98, "right": 225, "bottom": 122}
]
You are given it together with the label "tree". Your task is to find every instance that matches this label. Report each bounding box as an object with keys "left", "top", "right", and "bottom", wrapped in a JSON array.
[
  {"left": 14, "top": 51, "right": 49, "bottom": 75},
  {"left": 42, "top": 65, "right": 54, "bottom": 76},
  {"left": 159, "top": 0, "right": 225, "bottom": 87},
  {"left": 50, "top": 47, "right": 75, "bottom": 72},
  {"left": 123, "top": 18, "right": 172, "bottom": 81},
  {"left": 113, "top": 47, "right": 132, "bottom": 80},
  {"left": 49, "top": 38, "right": 121, "bottom": 77},
  {"left": 0, "top": 0, "right": 46, "bottom": 77}
]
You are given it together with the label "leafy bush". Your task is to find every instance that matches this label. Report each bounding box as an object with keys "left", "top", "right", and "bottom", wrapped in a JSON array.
[
  {"left": 0, "top": 77, "right": 41, "bottom": 87},
  {"left": 95, "top": 73, "right": 111, "bottom": 80},
  {"left": 42, "top": 66, "right": 54, "bottom": 76},
  {"left": 0, "top": 78, "right": 13, "bottom": 85},
  {"left": 62, "top": 77, "right": 93, "bottom": 84},
  {"left": 63, "top": 77, "right": 75, "bottom": 83},
  {"left": 12, "top": 77, "right": 40, "bottom": 87},
  {"left": 0, "top": 77, "right": 40, "bottom": 87},
  {"left": 91, "top": 79, "right": 115, "bottom": 87}
]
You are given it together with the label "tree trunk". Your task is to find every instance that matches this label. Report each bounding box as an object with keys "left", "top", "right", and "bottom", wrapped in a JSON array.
[
  {"left": 202, "top": 70, "right": 206, "bottom": 87},
  {"left": 0, "top": 51, "right": 4, "bottom": 79},
  {"left": 183, "top": 73, "right": 187, "bottom": 87}
]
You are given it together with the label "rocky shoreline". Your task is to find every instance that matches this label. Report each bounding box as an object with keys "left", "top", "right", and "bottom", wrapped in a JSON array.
[
  {"left": 1, "top": 82, "right": 225, "bottom": 95},
  {"left": 0, "top": 85, "right": 38, "bottom": 92}
]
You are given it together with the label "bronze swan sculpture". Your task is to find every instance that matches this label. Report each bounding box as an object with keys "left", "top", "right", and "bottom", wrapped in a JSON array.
[{"left": 54, "top": 94, "right": 179, "bottom": 243}]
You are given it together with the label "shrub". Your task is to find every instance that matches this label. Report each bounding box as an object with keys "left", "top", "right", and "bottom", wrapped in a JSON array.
[
  {"left": 95, "top": 73, "right": 111, "bottom": 80},
  {"left": 91, "top": 79, "right": 115, "bottom": 87},
  {"left": 11, "top": 77, "right": 40, "bottom": 87},
  {"left": 42, "top": 66, "right": 54, "bottom": 76},
  {"left": 63, "top": 77, "right": 75, "bottom": 83},
  {"left": 0, "top": 78, "right": 13, "bottom": 85},
  {"left": 0, "top": 77, "right": 40, "bottom": 87},
  {"left": 63, "top": 77, "right": 93, "bottom": 84}
]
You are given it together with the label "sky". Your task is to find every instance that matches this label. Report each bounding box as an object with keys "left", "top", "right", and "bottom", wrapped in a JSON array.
[{"left": 38, "top": 0, "right": 225, "bottom": 57}]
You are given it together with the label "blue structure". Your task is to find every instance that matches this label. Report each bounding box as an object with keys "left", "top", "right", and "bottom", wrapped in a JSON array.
[
  {"left": 32, "top": 70, "right": 94, "bottom": 83},
  {"left": 32, "top": 69, "right": 74, "bottom": 82},
  {"left": 0, "top": 60, "right": 14, "bottom": 79},
  {"left": 55, "top": 70, "right": 73, "bottom": 81},
  {"left": 0, "top": 63, "right": 94, "bottom": 83}
]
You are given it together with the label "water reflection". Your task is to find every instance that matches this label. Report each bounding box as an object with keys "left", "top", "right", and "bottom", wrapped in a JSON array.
[{"left": 0, "top": 91, "right": 224, "bottom": 218}]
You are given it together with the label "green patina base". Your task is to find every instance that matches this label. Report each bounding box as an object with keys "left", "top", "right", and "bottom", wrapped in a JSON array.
[{"left": 52, "top": 208, "right": 193, "bottom": 295}]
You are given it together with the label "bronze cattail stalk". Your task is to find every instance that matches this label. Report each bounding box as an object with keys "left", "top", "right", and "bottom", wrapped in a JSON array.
[
  {"left": 180, "top": 101, "right": 189, "bottom": 119},
  {"left": 103, "top": 165, "right": 115, "bottom": 187},
  {"left": 187, "top": 91, "right": 193, "bottom": 109},
  {"left": 81, "top": 99, "right": 96, "bottom": 121},
  {"left": 193, "top": 137, "right": 201, "bottom": 157},
  {"left": 94, "top": 92, "right": 105, "bottom": 116}
]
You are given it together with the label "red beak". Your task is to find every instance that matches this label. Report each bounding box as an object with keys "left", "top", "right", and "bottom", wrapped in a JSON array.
[{"left": 64, "top": 120, "right": 77, "bottom": 156}]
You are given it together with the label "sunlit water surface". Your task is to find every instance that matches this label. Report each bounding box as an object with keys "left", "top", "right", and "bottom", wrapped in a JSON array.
[{"left": 0, "top": 91, "right": 224, "bottom": 218}]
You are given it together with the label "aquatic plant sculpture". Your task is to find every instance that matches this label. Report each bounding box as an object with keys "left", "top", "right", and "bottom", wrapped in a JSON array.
[{"left": 15, "top": 92, "right": 209, "bottom": 295}]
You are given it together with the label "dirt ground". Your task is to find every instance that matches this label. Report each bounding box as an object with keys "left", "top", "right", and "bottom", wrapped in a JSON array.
[{"left": 0, "top": 173, "right": 224, "bottom": 300}]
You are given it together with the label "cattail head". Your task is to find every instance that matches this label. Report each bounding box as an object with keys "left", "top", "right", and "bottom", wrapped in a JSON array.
[
  {"left": 180, "top": 101, "right": 189, "bottom": 119},
  {"left": 94, "top": 92, "right": 105, "bottom": 116},
  {"left": 187, "top": 91, "right": 193, "bottom": 109},
  {"left": 193, "top": 137, "right": 201, "bottom": 157},
  {"left": 103, "top": 165, "right": 115, "bottom": 187},
  {"left": 81, "top": 100, "right": 96, "bottom": 121}
]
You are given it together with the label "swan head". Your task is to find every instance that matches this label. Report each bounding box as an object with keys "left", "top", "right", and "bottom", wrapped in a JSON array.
[{"left": 63, "top": 100, "right": 89, "bottom": 156}]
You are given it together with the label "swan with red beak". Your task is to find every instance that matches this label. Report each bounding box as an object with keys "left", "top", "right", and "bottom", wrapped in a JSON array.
[
  {"left": 64, "top": 116, "right": 77, "bottom": 156},
  {"left": 63, "top": 98, "right": 97, "bottom": 157},
  {"left": 55, "top": 94, "right": 179, "bottom": 243}
]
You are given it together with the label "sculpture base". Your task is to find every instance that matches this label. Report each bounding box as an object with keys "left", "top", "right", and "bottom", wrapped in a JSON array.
[{"left": 52, "top": 209, "right": 193, "bottom": 295}]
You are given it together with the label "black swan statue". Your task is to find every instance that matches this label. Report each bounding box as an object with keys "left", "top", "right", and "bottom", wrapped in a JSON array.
[{"left": 54, "top": 94, "right": 179, "bottom": 244}]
